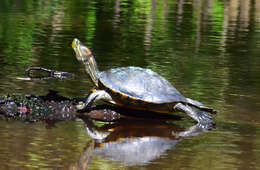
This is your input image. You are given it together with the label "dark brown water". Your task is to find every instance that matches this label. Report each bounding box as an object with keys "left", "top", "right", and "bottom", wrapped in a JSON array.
[{"left": 0, "top": 0, "right": 260, "bottom": 169}]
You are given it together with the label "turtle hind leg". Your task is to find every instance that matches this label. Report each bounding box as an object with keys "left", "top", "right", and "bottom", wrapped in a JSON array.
[
  {"left": 78, "top": 89, "right": 112, "bottom": 112},
  {"left": 174, "top": 103, "right": 213, "bottom": 124},
  {"left": 186, "top": 98, "right": 217, "bottom": 114}
]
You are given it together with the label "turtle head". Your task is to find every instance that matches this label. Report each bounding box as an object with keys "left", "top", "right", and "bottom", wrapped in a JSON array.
[
  {"left": 72, "top": 38, "right": 99, "bottom": 86},
  {"left": 72, "top": 38, "right": 93, "bottom": 62}
]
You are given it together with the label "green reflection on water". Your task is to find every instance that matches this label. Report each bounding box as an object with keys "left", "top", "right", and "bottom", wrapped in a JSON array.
[{"left": 0, "top": 120, "right": 91, "bottom": 169}]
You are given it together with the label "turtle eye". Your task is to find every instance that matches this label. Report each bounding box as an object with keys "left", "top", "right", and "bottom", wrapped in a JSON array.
[
  {"left": 72, "top": 38, "right": 80, "bottom": 50},
  {"left": 76, "top": 40, "right": 80, "bottom": 46}
]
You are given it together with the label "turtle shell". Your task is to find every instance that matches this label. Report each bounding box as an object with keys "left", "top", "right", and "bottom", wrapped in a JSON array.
[{"left": 98, "top": 67, "right": 187, "bottom": 104}]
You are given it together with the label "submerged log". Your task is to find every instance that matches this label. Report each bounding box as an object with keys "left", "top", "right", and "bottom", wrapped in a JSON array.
[{"left": 0, "top": 90, "right": 79, "bottom": 122}]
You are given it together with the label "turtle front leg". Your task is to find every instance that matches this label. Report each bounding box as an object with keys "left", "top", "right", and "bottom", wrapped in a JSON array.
[
  {"left": 78, "top": 89, "right": 113, "bottom": 111},
  {"left": 174, "top": 103, "right": 213, "bottom": 124}
]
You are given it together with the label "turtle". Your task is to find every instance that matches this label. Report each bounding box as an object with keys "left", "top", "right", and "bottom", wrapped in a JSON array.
[{"left": 72, "top": 38, "right": 217, "bottom": 124}]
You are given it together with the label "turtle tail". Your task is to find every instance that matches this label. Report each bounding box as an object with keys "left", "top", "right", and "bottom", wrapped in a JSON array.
[{"left": 186, "top": 98, "right": 217, "bottom": 114}]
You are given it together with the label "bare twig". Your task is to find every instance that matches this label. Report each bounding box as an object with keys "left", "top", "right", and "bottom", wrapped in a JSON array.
[{"left": 25, "top": 66, "right": 75, "bottom": 80}]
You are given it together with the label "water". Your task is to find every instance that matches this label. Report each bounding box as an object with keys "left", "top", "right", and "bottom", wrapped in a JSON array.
[{"left": 0, "top": 0, "right": 260, "bottom": 169}]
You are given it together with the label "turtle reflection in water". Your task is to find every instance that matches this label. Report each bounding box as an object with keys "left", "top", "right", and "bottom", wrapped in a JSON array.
[
  {"left": 72, "top": 38, "right": 217, "bottom": 124},
  {"left": 70, "top": 108, "right": 212, "bottom": 168}
]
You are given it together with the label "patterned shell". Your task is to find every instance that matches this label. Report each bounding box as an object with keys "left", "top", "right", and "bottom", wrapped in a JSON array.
[{"left": 99, "top": 67, "right": 187, "bottom": 103}]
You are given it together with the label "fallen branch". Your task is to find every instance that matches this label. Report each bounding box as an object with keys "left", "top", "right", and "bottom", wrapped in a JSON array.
[{"left": 25, "top": 66, "right": 75, "bottom": 80}]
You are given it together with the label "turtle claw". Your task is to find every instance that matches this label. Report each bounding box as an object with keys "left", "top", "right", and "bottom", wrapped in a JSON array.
[
  {"left": 196, "top": 121, "right": 214, "bottom": 130},
  {"left": 196, "top": 110, "right": 213, "bottom": 124}
]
